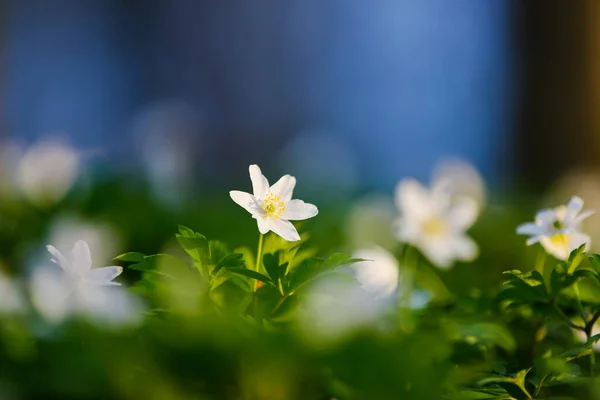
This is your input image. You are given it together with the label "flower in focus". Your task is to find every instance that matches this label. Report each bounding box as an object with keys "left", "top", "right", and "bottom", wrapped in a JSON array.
[
  {"left": 351, "top": 247, "right": 399, "bottom": 300},
  {"left": 516, "top": 196, "right": 594, "bottom": 260},
  {"left": 393, "top": 178, "right": 479, "bottom": 269},
  {"left": 30, "top": 240, "right": 141, "bottom": 326},
  {"left": 230, "top": 164, "right": 318, "bottom": 241}
]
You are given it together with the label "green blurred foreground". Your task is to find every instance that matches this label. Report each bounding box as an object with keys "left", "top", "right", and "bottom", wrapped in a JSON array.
[{"left": 1, "top": 166, "right": 600, "bottom": 399}]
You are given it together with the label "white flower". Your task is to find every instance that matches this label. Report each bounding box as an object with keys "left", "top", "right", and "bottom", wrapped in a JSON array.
[
  {"left": 393, "top": 178, "right": 479, "bottom": 269},
  {"left": 46, "top": 240, "right": 122, "bottom": 287},
  {"left": 351, "top": 247, "right": 399, "bottom": 299},
  {"left": 17, "top": 140, "right": 80, "bottom": 207},
  {"left": 516, "top": 196, "right": 594, "bottom": 260},
  {"left": 30, "top": 240, "right": 141, "bottom": 326},
  {"left": 229, "top": 164, "right": 318, "bottom": 241},
  {"left": 298, "top": 274, "right": 385, "bottom": 344}
]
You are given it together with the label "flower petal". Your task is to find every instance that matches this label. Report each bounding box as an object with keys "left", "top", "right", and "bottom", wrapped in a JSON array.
[
  {"left": 394, "top": 178, "right": 430, "bottom": 218},
  {"left": 72, "top": 240, "right": 92, "bottom": 271},
  {"left": 453, "top": 235, "right": 478, "bottom": 261},
  {"left": 268, "top": 219, "right": 301, "bottom": 241},
  {"left": 255, "top": 216, "right": 270, "bottom": 234},
  {"left": 535, "top": 209, "right": 558, "bottom": 225},
  {"left": 575, "top": 209, "right": 595, "bottom": 225},
  {"left": 270, "top": 175, "right": 296, "bottom": 202},
  {"left": 46, "top": 245, "right": 73, "bottom": 273},
  {"left": 565, "top": 196, "right": 584, "bottom": 222},
  {"left": 517, "top": 222, "right": 542, "bottom": 236},
  {"left": 84, "top": 267, "right": 123, "bottom": 285},
  {"left": 526, "top": 235, "right": 542, "bottom": 246},
  {"left": 230, "top": 191, "right": 261, "bottom": 215},
  {"left": 569, "top": 232, "right": 591, "bottom": 253},
  {"left": 249, "top": 164, "right": 269, "bottom": 199},
  {"left": 448, "top": 197, "right": 478, "bottom": 231},
  {"left": 281, "top": 199, "right": 318, "bottom": 221}
]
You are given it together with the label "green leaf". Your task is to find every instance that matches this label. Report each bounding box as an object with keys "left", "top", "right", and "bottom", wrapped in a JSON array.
[
  {"left": 227, "top": 268, "right": 275, "bottom": 286},
  {"left": 114, "top": 252, "right": 146, "bottom": 263},
  {"left": 176, "top": 225, "right": 210, "bottom": 266},
  {"left": 567, "top": 243, "right": 587, "bottom": 274},
  {"left": 209, "top": 240, "right": 230, "bottom": 266},
  {"left": 213, "top": 253, "right": 245, "bottom": 275},
  {"left": 288, "top": 253, "right": 364, "bottom": 292},
  {"left": 589, "top": 254, "right": 600, "bottom": 274},
  {"left": 459, "top": 323, "right": 516, "bottom": 352},
  {"left": 263, "top": 252, "right": 281, "bottom": 282}
]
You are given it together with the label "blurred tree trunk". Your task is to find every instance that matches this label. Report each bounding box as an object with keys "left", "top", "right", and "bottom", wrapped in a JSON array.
[{"left": 514, "top": 0, "right": 593, "bottom": 190}]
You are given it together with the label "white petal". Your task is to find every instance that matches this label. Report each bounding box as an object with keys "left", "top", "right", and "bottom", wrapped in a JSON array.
[
  {"left": 517, "top": 222, "right": 542, "bottom": 236},
  {"left": 448, "top": 197, "right": 478, "bottom": 231},
  {"left": 255, "top": 216, "right": 270, "bottom": 234},
  {"left": 394, "top": 178, "right": 430, "bottom": 218},
  {"left": 569, "top": 232, "right": 591, "bottom": 253},
  {"left": 430, "top": 178, "right": 453, "bottom": 212},
  {"left": 72, "top": 240, "right": 92, "bottom": 271},
  {"left": 46, "top": 245, "right": 73, "bottom": 273},
  {"left": 575, "top": 209, "right": 595, "bottom": 225},
  {"left": 249, "top": 164, "right": 269, "bottom": 199},
  {"left": 540, "top": 235, "right": 570, "bottom": 260},
  {"left": 270, "top": 175, "right": 296, "bottom": 202},
  {"left": 84, "top": 266, "right": 123, "bottom": 285},
  {"left": 268, "top": 219, "right": 301, "bottom": 241},
  {"left": 281, "top": 199, "right": 318, "bottom": 221},
  {"left": 565, "top": 196, "right": 584, "bottom": 221},
  {"left": 418, "top": 239, "right": 455, "bottom": 270},
  {"left": 535, "top": 209, "right": 558, "bottom": 225},
  {"left": 526, "top": 235, "right": 542, "bottom": 246},
  {"left": 453, "top": 235, "right": 478, "bottom": 261},
  {"left": 30, "top": 267, "right": 72, "bottom": 323},
  {"left": 230, "top": 191, "right": 261, "bottom": 215}
]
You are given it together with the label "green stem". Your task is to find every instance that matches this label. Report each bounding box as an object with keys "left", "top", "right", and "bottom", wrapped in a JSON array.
[
  {"left": 399, "top": 245, "right": 418, "bottom": 308},
  {"left": 253, "top": 233, "right": 265, "bottom": 292},
  {"left": 573, "top": 283, "right": 586, "bottom": 323}
]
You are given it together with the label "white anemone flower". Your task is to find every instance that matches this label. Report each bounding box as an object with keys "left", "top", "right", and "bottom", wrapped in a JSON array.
[
  {"left": 229, "top": 164, "right": 318, "bottom": 241},
  {"left": 393, "top": 178, "right": 479, "bottom": 269},
  {"left": 30, "top": 240, "right": 141, "bottom": 326},
  {"left": 516, "top": 196, "right": 594, "bottom": 260}
]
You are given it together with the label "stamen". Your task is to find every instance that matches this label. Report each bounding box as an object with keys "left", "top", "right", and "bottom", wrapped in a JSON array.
[{"left": 261, "top": 193, "right": 286, "bottom": 219}]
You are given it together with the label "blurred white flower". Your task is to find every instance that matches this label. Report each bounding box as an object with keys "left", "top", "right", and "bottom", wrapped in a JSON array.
[
  {"left": 0, "top": 273, "right": 25, "bottom": 315},
  {"left": 298, "top": 274, "right": 386, "bottom": 344},
  {"left": 47, "top": 216, "right": 121, "bottom": 270},
  {"left": 230, "top": 164, "right": 318, "bottom": 241},
  {"left": 31, "top": 241, "right": 142, "bottom": 327},
  {"left": 516, "top": 196, "right": 593, "bottom": 260},
  {"left": 17, "top": 140, "right": 80, "bottom": 207},
  {"left": 432, "top": 158, "right": 486, "bottom": 209},
  {"left": 351, "top": 247, "right": 399, "bottom": 299},
  {"left": 394, "top": 178, "right": 479, "bottom": 269}
]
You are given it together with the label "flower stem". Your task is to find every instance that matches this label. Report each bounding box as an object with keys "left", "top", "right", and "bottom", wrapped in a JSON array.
[
  {"left": 253, "top": 233, "right": 265, "bottom": 292},
  {"left": 399, "top": 245, "right": 418, "bottom": 308}
]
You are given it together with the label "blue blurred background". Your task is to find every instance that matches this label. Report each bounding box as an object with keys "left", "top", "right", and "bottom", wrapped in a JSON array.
[{"left": 3, "top": 0, "right": 595, "bottom": 193}]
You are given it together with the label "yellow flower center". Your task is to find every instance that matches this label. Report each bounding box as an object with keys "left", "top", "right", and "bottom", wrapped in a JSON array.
[
  {"left": 549, "top": 233, "right": 570, "bottom": 247},
  {"left": 261, "top": 193, "right": 286, "bottom": 219},
  {"left": 422, "top": 218, "right": 447, "bottom": 236}
]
